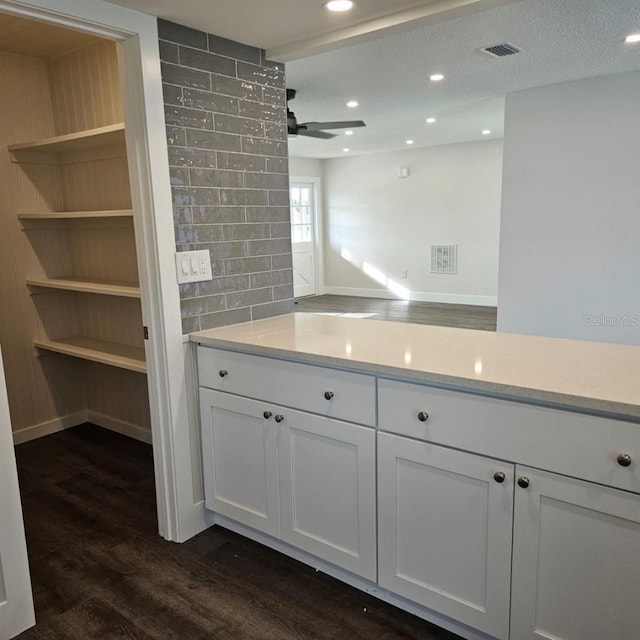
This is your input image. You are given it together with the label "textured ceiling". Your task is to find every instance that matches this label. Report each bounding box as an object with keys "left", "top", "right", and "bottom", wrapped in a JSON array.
[{"left": 286, "top": 0, "right": 640, "bottom": 158}]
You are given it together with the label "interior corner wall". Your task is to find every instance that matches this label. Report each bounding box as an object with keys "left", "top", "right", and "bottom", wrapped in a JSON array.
[
  {"left": 158, "top": 20, "right": 294, "bottom": 333},
  {"left": 322, "top": 140, "right": 503, "bottom": 305},
  {"left": 497, "top": 71, "right": 640, "bottom": 346}
]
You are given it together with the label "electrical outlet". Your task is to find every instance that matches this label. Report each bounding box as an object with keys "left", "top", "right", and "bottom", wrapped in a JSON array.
[
  {"left": 175, "top": 250, "right": 213, "bottom": 284},
  {"left": 400, "top": 268, "right": 408, "bottom": 278}
]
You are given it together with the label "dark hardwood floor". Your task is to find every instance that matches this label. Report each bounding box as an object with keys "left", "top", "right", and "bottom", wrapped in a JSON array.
[
  {"left": 295, "top": 295, "right": 497, "bottom": 331},
  {"left": 15, "top": 424, "right": 462, "bottom": 640}
]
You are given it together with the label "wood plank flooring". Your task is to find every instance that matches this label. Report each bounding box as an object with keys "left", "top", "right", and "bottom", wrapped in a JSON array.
[
  {"left": 15, "top": 424, "right": 462, "bottom": 640},
  {"left": 295, "top": 295, "right": 497, "bottom": 331}
]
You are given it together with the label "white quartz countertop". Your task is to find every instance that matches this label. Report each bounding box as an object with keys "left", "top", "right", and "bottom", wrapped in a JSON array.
[{"left": 191, "top": 313, "right": 640, "bottom": 421}]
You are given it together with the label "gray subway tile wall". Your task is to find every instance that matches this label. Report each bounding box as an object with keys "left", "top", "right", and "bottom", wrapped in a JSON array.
[{"left": 159, "top": 19, "right": 294, "bottom": 333}]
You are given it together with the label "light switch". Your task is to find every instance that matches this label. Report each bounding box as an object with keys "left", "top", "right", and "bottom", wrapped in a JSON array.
[{"left": 175, "top": 250, "right": 213, "bottom": 284}]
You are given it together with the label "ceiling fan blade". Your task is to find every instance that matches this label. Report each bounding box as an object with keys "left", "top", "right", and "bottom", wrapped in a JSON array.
[
  {"left": 302, "top": 120, "right": 366, "bottom": 131},
  {"left": 297, "top": 129, "right": 337, "bottom": 139}
]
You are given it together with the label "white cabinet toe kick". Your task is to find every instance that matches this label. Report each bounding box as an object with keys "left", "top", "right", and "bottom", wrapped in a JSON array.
[{"left": 195, "top": 344, "right": 640, "bottom": 640}]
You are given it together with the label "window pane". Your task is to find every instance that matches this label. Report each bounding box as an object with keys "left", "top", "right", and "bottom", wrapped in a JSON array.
[
  {"left": 302, "top": 206, "right": 311, "bottom": 224},
  {"left": 290, "top": 188, "right": 300, "bottom": 206},
  {"left": 291, "top": 206, "right": 302, "bottom": 224},
  {"left": 293, "top": 226, "right": 303, "bottom": 243},
  {"left": 301, "top": 188, "right": 311, "bottom": 205},
  {"left": 302, "top": 225, "right": 312, "bottom": 242}
]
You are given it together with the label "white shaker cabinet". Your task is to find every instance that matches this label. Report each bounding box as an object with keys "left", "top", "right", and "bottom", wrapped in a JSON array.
[
  {"left": 510, "top": 466, "right": 640, "bottom": 640},
  {"left": 278, "top": 407, "right": 377, "bottom": 581},
  {"left": 378, "top": 432, "right": 514, "bottom": 640},
  {"left": 199, "top": 389, "right": 281, "bottom": 538}
]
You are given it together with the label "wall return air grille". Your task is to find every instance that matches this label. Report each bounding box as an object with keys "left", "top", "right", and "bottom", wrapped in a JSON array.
[{"left": 431, "top": 245, "right": 457, "bottom": 274}]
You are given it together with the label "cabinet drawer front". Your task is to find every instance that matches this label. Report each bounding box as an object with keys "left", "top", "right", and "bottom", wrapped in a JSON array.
[
  {"left": 378, "top": 378, "right": 640, "bottom": 493},
  {"left": 198, "top": 347, "right": 375, "bottom": 426}
]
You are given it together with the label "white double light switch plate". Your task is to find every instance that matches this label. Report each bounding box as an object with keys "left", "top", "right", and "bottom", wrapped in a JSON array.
[{"left": 175, "top": 249, "right": 213, "bottom": 284}]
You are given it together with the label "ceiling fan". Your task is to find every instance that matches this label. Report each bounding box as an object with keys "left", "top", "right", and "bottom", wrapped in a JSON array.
[{"left": 287, "top": 88, "right": 366, "bottom": 139}]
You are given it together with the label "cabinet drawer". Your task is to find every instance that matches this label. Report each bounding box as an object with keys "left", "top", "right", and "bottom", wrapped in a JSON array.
[
  {"left": 198, "top": 347, "right": 376, "bottom": 426},
  {"left": 378, "top": 378, "right": 640, "bottom": 494}
]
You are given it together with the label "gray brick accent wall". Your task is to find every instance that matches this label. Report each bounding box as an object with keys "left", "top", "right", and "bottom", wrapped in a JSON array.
[{"left": 158, "top": 19, "right": 294, "bottom": 333}]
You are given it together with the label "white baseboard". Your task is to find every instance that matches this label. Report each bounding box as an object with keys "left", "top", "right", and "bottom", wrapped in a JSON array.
[
  {"left": 12, "top": 411, "right": 87, "bottom": 445},
  {"left": 322, "top": 286, "right": 497, "bottom": 307},
  {"left": 87, "top": 411, "right": 153, "bottom": 444}
]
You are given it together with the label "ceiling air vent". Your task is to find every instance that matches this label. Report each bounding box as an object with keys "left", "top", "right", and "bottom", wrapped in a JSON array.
[{"left": 481, "top": 43, "right": 521, "bottom": 58}]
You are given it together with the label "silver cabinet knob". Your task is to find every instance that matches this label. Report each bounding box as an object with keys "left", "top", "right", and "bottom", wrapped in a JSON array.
[
  {"left": 494, "top": 471, "right": 506, "bottom": 484},
  {"left": 617, "top": 453, "right": 632, "bottom": 467},
  {"left": 263, "top": 411, "right": 272, "bottom": 420},
  {"left": 275, "top": 414, "right": 285, "bottom": 423},
  {"left": 324, "top": 391, "right": 334, "bottom": 400},
  {"left": 517, "top": 477, "right": 530, "bottom": 489},
  {"left": 417, "top": 411, "right": 429, "bottom": 422},
  {"left": 219, "top": 369, "right": 228, "bottom": 378}
]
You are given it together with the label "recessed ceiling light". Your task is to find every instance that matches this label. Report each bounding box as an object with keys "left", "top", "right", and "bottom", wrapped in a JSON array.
[
  {"left": 625, "top": 33, "right": 640, "bottom": 43},
  {"left": 426, "top": 117, "right": 436, "bottom": 124},
  {"left": 406, "top": 140, "right": 414, "bottom": 145},
  {"left": 345, "top": 130, "right": 354, "bottom": 136},
  {"left": 325, "top": 0, "right": 354, "bottom": 12},
  {"left": 430, "top": 74, "right": 445, "bottom": 82},
  {"left": 346, "top": 100, "right": 359, "bottom": 108},
  {"left": 482, "top": 129, "right": 491, "bottom": 135},
  {"left": 343, "top": 148, "right": 350, "bottom": 152}
]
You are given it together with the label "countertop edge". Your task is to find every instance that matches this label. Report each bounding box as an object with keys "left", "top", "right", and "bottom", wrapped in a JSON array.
[{"left": 190, "top": 334, "right": 640, "bottom": 424}]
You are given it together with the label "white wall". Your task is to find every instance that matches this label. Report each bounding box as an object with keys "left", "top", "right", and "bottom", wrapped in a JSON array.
[
  {"left": 322, "top": 140, "right": 503, "bottom": 305},
  {"left": 498, "top": 72, "right": 640, "bottom": 345},
  {"left": 289, "top": 156, "right": 323, "bottom": 178}
]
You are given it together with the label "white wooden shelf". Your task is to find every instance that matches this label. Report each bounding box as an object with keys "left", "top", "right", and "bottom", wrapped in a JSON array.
[
  {"left": 34, "top": 337, "right": 146, "bottom": 374},
  {"left": 18, "top": 209, "right": 133, "bottom": 220},
  {"left": 27, "top": 277, "right": 140, "bottom": 298},
  {"left": 9, "top": 123, "right": 125, "bottom": 155}
]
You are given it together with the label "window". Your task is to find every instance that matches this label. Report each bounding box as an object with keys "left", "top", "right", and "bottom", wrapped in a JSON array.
[{"left": 290, "top": 184, "right": 313, "bottom": 243}]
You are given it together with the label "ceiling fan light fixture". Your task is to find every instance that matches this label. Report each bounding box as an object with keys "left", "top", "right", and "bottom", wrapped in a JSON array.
[{"left": 325, "top": 0, "right": 354, "bottom": 12}]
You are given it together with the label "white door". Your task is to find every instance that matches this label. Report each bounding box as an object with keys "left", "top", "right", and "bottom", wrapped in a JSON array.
[
  {"left": 199, "top": 389, "right": 280, "bottom": 537},
  {"left": 0, "top": 347, "right": 35, "bottom": 639},
  {"left": 378, "top": 432, "right": 513, "bottom": 640},
  {"left": 290, "top": 182, "right": 317, "bottom": 298},
  {"left": 278, "top": 407, "right": 376, "bottom": 580},
  {"left": 511, "top": 466, "right": 640, "bottom": 640}
]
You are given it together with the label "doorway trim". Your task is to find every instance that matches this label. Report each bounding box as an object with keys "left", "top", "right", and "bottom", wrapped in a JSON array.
[
  {"left": 290, "top": 175, "right": 324, "bottom": 297},
  {"left": 0, "top": 0, "right": 200, "bottom": 542}
]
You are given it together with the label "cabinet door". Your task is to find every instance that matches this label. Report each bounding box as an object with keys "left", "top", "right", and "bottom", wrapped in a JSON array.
[
  {"left": 511, "top": 466, "right": 640, "bottom": 640},
  {"left": 278, "top": 408, "right": 376, "bottom": 580},
  {"left": 199, "top": 388, "right": 280, "bottom": 538},
  {"left": 378, "top": 432, "right": 513, "bottom": 640}
]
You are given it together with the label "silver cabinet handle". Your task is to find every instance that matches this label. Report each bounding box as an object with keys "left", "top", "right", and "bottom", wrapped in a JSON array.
[
  {"left": 617, "top": 453, "right": 632, "bottom": 467},
  {"left": 275, "top": 414, "right": 285, "bottom": 423},
  {"left": 263, "top": 411, "right": 272, "bottom": 420},
  {"left": 494, "top": 471, "right": 506, "bottom": 484},
  {"left": 324, "top": 391, "right": 334, "bottom": 400},
  {"left": 219, "top": 369, "right": 228, "bottom": 378},
  {"left": 517, "top": 477, "right": 530, "bottom": 489},
  {"left": 417, "top": 411, "right": 429, "bottom": 422}
]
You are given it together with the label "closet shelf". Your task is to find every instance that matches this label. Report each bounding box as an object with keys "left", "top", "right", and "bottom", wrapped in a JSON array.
[
  {"left": 27, "top": 277, "right": 141, "bottom": 298},
  {"left": 9, "top": 123, "right": 125, "bottom": 155},
  {"left": 34, "top": 337, "right": 146, "bottom": 374},
  {"left": 18, "top": 209, "right": 133, "bottom": 220}
]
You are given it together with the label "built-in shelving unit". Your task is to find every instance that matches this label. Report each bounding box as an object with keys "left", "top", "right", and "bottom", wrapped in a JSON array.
[
  {"left": 2, "top": 30, "right": 151, "bottom": 441},
  {"left": 18, "top": 209, "right": 133, "bottom": 220},
  {"left": 8, "top": 123, "right": 125, "bottom": 159},
  {"left": 26, "top": 277, "right": 141, "bottom": 298},
  {"left": 34, "top": 337, "right": 146, "bottom": 373}
]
